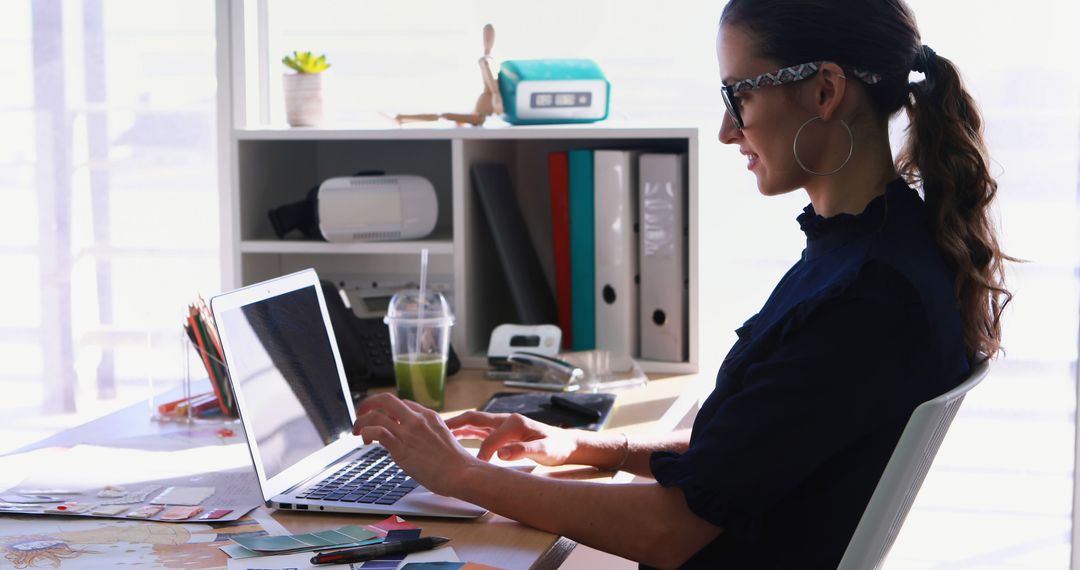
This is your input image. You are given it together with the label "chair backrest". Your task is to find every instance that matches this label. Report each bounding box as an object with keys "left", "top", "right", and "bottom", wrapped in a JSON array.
[{"left": 838, "top": 358, "right": 991, "bottom": 570}]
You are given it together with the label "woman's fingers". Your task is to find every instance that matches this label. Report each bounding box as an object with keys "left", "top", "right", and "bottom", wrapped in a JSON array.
[
  {"left": 354, "top": 393, "right": 421, "bottom": 433},
  {"left": 356, "top": 392, "right": 411, "bottom": 415},
  {"left": 497, "top": 440, "right": 565, "bottom": 465},
  {"left": 445, "top": 410, "right": 511, "bottom": 430},
  {"left": 496, "top": 441, "right": 539, "bottom": 461},
  {"left": 354, "top": 409, "right": 403, "bottom": 443},
  {"left": 356, "top": 425, "right": 400, "bottom": 451},
  {"left": 398, "top": 397, "right": 441, "bottom": 420},
  {"left": 450, "top": 427, "right": 493, "bottom": 440},
  {"left": 356, "top": 391, "right": 398, "bottom": 413},
  {"left": 346, "top": 393, "right": 488, "bottom": 498},
  {"left": 476, "top": 416, "right": 531, "bottom": 461}
]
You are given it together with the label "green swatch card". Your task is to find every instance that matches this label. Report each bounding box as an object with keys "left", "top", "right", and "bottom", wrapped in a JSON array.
[{"left": 223, "top": 524, "right": 379, "bottom": 558}]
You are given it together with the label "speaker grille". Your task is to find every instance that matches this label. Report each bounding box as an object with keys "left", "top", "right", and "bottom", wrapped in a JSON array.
[{"left": 352, "top": 230, "right": 402, "bottom": 241}]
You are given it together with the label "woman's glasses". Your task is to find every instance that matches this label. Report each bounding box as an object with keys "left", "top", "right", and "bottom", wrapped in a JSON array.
[{"left": 721, "top": 61, "right": 882, "bottom": 129}]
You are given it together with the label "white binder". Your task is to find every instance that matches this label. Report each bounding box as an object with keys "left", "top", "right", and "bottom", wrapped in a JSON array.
[
  {"left": 594, "top": 150, "right": 640, "bottom": 371},
  {"left": 638, "top": 153, "right": 687, "bottom": 362}
]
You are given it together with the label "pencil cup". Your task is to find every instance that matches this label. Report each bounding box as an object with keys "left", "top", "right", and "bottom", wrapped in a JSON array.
[
  {"left": 149, "top": 330, "right": 194, "bottom": 423},
  {"left": 385, "top": 290, "right": 454, "bottom": 410},
  {"left": 152, "top": 329, "right": 238, "bottom": 423}
]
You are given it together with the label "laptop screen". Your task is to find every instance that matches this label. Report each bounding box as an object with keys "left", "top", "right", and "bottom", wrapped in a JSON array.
[{"left": 215, "top": 284, "right": 353, "bottom": 480}]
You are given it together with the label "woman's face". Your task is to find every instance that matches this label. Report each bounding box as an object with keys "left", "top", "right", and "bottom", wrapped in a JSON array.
[{"left": 716, "top": 24, "right": 813, "bottom": 196}]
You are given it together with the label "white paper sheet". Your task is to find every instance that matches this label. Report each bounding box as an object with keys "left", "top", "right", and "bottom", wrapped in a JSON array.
[
  {"left": 2, "top": 444, "right": 261, "bottom": 522},
  {"left": 10, "top": 443, "right": 252, "bottom": 489}
]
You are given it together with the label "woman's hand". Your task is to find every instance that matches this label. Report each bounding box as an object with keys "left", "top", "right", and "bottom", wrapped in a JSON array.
[
  {"left": 351, "top": 393, "right": 479, "bottom": 496},
  {"left": 445, "top": 410, "right": 584, "bottom": 466}
]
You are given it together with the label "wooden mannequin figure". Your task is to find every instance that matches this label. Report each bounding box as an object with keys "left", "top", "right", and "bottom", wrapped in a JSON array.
[
  {"left": 396, "top": 24, "right": 503, "bottom": 127},
  {"left": 474, "top": 24, "right": 504, "bottom": 117}
]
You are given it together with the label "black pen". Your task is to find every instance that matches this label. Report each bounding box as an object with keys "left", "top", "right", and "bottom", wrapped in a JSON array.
[
  {"left": 310, "top": 536, "right": 450, "bottom": 565},
  {"left": 550, "top": 395, "right": 601, "bottom": 422}
]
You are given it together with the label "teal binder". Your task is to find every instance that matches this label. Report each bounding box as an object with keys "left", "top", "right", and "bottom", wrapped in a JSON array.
[{"left": 568, "top": 149, "right": 595, "bottom": 350}]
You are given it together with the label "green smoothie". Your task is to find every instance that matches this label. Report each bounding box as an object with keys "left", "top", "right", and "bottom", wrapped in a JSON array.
[{"left": 394, "top": 354, "right": 447, "bottom": 410}]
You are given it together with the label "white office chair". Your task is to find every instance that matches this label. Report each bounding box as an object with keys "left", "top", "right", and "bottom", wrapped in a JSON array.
[{"left": 838, "top": 358, "right": 991, "bottom": 570}]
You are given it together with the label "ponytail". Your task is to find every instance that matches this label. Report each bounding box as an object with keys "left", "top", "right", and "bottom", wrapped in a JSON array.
[{"left": 896, "top": 50, "right": 1016, "bottom": 361}]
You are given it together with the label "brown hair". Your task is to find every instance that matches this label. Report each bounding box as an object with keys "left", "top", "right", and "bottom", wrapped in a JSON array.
[{"left": 721, "top": 0, "right": 1014, "bottom": 361}]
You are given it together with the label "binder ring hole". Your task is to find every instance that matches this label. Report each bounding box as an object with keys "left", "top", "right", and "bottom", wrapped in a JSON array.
[
  {"left": 652, "top": 309, "right": 667, "bottom": 326},
  {"left": 602, "top": 285, "right": 616, "bottom": 305}
]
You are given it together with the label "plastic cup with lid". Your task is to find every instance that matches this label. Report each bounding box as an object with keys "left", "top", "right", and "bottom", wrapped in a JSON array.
[{"left": 384, "top": 290, "right": 454, "bottom": 410}]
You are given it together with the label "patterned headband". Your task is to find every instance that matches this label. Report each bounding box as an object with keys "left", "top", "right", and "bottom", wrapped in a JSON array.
[{"left": 730, "top": 61, "right": 883, "bottom": 93}]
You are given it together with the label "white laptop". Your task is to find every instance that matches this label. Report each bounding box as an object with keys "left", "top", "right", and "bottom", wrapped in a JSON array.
[{"left": 210, "top": 268, "right": 486, "bottom": 518}]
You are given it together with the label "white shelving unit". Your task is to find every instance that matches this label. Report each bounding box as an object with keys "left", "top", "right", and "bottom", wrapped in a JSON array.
[{"left": 223, "top": 125, "right": 699, "bottom": 373}]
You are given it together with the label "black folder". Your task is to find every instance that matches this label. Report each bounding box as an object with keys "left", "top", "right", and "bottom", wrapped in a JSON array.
[{"left": 471, "top": 163, "right": 558, "bottom": 325}]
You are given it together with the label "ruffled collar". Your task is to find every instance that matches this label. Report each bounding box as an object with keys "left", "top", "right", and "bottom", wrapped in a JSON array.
[{"left": 796, "top": 178, "right": 915, "bottom": 259}]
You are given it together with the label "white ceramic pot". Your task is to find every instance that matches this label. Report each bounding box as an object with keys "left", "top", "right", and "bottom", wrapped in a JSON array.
[{"left": 283, "top": 73, "right": 324, "bottom": 127}]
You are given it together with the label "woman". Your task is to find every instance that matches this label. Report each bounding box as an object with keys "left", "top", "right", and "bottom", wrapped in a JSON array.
[{"left": 352, "top": 0, "right": 1013, "bottom": 567}]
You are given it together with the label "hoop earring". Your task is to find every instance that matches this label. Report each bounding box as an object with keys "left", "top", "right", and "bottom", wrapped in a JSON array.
[{"left": 793, "top": 116, "right": 853, "bottom": 176}]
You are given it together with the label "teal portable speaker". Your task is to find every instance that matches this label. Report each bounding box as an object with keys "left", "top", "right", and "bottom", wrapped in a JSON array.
[{"left": 498, "top": 59, "right": 610, "bottom": 125}]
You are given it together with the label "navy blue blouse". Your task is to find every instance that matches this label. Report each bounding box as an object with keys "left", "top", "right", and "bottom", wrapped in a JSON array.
[{"left": 650, "top": 179, "right": 970, "bottom": 569}]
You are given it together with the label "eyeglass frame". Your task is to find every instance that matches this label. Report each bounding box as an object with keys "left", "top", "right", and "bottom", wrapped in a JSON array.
[{"left": 721, "top": 61, "right": 882, "bottom": 129}]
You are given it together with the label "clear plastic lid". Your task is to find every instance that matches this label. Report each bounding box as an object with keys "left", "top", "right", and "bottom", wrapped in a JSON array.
[{"left": 383, "top": 289, "right": 455, "bottom": 325}]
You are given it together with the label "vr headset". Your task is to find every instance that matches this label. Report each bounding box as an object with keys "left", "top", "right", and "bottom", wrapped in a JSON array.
[{"left": 269, "top": 171, "right": 438, "bottom": 243}]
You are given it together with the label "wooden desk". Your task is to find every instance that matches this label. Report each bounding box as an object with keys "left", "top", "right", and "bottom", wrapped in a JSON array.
[{"left": 2, "top": 369, "right": 698, "bottom": 569}]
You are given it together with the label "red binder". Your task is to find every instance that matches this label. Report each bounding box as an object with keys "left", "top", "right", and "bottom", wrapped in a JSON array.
[{"left": 548, "top": 151, "right": 573, "bottom": 350}]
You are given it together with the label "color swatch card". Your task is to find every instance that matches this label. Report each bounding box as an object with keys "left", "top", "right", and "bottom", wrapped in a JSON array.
[
  {"left": 222, "top": 516, "right": 417, "bottom": 559},
  {"left": 230, "top": 524, "right": 379, "bottom": 553}
]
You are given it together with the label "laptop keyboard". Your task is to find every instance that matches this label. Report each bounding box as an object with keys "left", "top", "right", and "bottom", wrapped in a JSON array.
[{"left": 295, "top": 447, "right": 418, "bottom": 506}]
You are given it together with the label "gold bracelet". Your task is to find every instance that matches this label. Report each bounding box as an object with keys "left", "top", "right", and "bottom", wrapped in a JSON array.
[{"left": 612, "top": 433, "right": 630, "bottom": 471}]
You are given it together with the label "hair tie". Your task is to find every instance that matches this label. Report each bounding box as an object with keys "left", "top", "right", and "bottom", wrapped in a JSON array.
[{"left": 911, "top": 44, "right": 936, "bottom": 73}]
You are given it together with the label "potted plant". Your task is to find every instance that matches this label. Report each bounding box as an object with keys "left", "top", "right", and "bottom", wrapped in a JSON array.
[{"left": 282, "top": 51, "right": 330, "bottom": 127}]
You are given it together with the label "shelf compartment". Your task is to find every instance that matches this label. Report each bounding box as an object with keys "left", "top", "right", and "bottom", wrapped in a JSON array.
[
  {"left": 240, "top": 238, "right": 453, "bottom": 255},
  {"left": 236, "top": 138, "right": 454, "bottom": 242}
]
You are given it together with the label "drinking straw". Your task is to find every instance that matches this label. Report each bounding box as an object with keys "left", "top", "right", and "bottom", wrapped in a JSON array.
[{"left": 414, "top": 248, "right": 429, "bottom": 358}]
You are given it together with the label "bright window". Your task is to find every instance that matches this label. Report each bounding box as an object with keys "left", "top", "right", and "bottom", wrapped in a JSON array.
[{"left": 0, "top": 0, "right": 218, "bottom": 450}]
